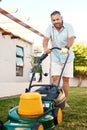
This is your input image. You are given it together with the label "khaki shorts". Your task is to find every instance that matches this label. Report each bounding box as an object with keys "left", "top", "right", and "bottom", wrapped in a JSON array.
[{"left": 51, "top": 61, "right": 74, "bottom": 78}]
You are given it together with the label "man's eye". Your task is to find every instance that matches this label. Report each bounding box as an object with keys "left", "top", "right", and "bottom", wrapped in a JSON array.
[{"left": 53, "top": 19, "right": 59, "bottom": 22}]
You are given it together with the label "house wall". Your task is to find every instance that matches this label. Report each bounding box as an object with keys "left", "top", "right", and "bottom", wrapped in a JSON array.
[
  {"left": 42, "top": 55, "right": 51, "bottom": 84},
  {"left": 0, "top": 31, "right": 32, "bottom": 82}
]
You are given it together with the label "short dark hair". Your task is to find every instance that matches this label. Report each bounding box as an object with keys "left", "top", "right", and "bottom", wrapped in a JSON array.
[{"left": 50, "top": 11, "right": 61, "bottom": 17}]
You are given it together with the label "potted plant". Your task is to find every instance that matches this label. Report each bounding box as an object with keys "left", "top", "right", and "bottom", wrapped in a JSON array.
[{"left": 29, "top": 55, "right": 42, "bottom": 82}]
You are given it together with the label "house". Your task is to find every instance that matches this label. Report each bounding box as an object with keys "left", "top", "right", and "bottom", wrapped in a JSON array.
[{"left": 0, "top": 27, "right": 32, "bottom": 82}]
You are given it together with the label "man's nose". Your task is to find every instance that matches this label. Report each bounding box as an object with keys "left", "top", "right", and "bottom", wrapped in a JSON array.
[{"left": 55, "top": 20, "right": 58, "bottom": 23}]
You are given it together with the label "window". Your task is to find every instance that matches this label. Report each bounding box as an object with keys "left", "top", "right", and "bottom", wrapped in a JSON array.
[{"left": 16, "top": 46, "right": 24, "bottom": 76}]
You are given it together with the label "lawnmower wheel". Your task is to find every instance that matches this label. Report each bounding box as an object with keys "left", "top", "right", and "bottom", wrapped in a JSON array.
[
  {"left": 32, "top": 122, "right": 44, "bottom": 130},
  {"left": 53, "top": 107, "right": 62, "bottom": 125}
]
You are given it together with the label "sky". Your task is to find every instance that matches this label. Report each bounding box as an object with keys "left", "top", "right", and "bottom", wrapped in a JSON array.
[{"left": 0, "top": 0, "right": 87, "bottom": 45}]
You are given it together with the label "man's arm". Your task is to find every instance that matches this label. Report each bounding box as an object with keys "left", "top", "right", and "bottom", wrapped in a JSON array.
[
  {"left": 61, "top": 36, "right": 75, "bottom": 53},
  {"left": 43, "top": 36, "right": 51, "bottom": 54},
  {"left": 67, "top": 36, "right": 75, "bottom": 48}
]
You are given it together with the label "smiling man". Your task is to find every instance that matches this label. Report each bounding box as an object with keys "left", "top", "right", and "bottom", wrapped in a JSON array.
[{"left": 43, "top": 11, "right": 75, "bottom": 107}]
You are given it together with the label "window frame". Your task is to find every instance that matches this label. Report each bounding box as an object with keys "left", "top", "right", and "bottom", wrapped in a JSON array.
[{"left": 16, "top": 46, "right": 24, "bottom": 76}]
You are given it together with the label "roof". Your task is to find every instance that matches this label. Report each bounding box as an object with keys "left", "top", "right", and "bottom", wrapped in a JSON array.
[{"left": 0, "top": 27, "right": 32, "bottom": 44}]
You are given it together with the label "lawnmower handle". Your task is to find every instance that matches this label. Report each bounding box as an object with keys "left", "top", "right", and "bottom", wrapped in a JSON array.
[
  {"left": 38, "top": 47, "right": 61, "bottom": 63},
  {"left": 50, "top": 47, "right": 61, "bottom": 51}
]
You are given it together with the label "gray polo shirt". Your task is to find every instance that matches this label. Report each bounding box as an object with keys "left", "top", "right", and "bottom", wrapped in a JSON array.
[{"left": 45, "top": 22, "right": 75, "bottom": 63}]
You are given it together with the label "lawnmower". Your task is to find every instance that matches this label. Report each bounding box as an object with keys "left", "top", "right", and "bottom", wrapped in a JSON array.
[{"left": 2, "top": 47, "right": 69, "bottom": 130}]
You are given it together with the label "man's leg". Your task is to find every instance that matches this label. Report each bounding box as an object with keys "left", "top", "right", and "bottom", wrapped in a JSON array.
[
  {"left": 52, "top": 76, "right": 69, "bottom": 98},
  {"left": 63, "top": 76, "right": 69, "bottom": 100},
  {"left": 52, "top": 75, "right": 59, "bottom": 86}
]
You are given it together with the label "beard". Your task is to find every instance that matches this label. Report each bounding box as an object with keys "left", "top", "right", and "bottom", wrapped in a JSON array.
[{"left": 54, "top": 20, "right": 63, "bottom": 29}]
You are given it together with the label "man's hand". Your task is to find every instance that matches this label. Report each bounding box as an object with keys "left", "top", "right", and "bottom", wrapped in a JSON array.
[
  {"left": 44, "top": 48, "right": 51, "bottom": 54},
  {"left": 61, "top": 47, "right": 69, "bottom": 53}
]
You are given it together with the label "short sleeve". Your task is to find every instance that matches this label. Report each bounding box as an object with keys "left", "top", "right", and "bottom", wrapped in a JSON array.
[
  {"left": 45, "top": 25, "right": 52, "bottom": 39},
  {"left": 67, "top": 24, "right": 75, "bottom": 38}
]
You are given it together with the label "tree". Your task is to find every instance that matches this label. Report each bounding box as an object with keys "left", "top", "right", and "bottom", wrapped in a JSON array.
[{"left": 73, "top": 43, "right": 87, "bottom": 86}]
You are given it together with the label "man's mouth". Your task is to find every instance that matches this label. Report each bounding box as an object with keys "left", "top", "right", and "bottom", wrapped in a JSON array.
[{"left": 54, "top": 23, "right": 60, "bottom": 26}]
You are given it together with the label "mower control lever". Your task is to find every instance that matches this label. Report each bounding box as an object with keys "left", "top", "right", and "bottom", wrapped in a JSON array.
[
  {"left": 38, "top": 47, "right": 61, "bottom": 63},
  {"left": 38, "top": 53, "right": 48, "bottom": 63}
]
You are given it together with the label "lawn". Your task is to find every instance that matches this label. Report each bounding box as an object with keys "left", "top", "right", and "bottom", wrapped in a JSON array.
[{"left": 0, "top": 87, "right": 87, "bottom": 130}]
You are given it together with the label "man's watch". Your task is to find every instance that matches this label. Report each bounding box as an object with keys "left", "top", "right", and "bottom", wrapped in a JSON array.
[{"left": 65, "top": 45, "right": 70, "bottom": 50}]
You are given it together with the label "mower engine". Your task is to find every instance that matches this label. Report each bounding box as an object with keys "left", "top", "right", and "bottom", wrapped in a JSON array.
[{"left": 35, "top": 85, "right": 66, "bottom": 109}]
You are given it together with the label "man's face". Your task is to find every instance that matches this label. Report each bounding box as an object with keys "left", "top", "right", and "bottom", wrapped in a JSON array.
[{"left": 51, "top": 14, "right": 63, "bottom": 29}]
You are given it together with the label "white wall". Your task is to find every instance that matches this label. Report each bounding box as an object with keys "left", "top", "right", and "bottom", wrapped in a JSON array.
[
  {"left": 0, "top": 31, "right": 32, "bottom": 82},
  {"left": 42, "top": 55, "right": 51, "bottom": 84}
]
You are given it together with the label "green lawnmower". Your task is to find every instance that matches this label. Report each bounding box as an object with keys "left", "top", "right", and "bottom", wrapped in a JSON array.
[{"left": 1, "top": 47, "right": 69, "bottom": 130}]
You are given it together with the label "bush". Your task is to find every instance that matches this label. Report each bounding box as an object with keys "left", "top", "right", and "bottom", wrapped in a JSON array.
[
  {"left": 73, "top": 43, "right": 87, "bottom": 79},
  {"left": 30, "top": 55, "right": 42, "bottom": 81}
]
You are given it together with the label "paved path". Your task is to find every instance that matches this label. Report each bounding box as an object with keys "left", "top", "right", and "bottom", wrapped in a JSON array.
[
  {"left": 0, "top": 82, "right": 41, "bottom": 99},
  {"left": 0, "top": 79, "right": 87, "bottom": 99}
]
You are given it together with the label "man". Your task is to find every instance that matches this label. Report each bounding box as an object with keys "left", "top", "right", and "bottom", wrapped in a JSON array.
[{"left": 43, "top": 11, "right": 75, "bottom": 106}]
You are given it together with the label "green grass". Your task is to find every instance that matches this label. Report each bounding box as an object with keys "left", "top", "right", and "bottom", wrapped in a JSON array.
[
  {"left": 0, "top": 87, "right": 87, "bottom": 130},
  {"left": 55, "top": 87, "right": 87, "bottom": 130},
  {"left": 0, "top": 97, "right": 20, "bottom": 122}
]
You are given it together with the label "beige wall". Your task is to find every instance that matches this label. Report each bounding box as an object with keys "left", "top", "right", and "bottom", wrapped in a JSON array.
[
  {"left": 0, "top": 31, "right": 32, "bottom": 82},
  {"left": 42, "top": 55, "right": 51, "bottom": 84}
]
